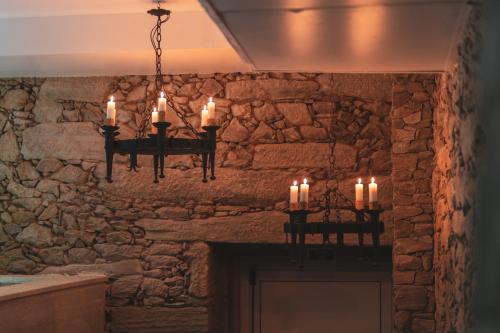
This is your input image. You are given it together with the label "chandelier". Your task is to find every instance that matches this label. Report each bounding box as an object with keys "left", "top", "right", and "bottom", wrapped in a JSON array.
[
  {"left": 101, "top": 2, "right": 219, "bottom": 183},
  {"left": 283, "top": 75, "right": 385, "bottom": 266}
]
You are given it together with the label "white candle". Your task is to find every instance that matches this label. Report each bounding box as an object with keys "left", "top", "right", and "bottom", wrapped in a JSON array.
[
  {"left": 207, "top": 97, "right": 215, "bottom": 125},
  {"left": 299, "top": 178, "right": 309, "bottom": 210},
  {"left": 105, "top": 96, "right": 116, "bottom": 126},
  {"left": 369, "top": 177, "right": 378, "bottom": 208},
  {"left": 290, "top": 180, "right": 299, "bottom": 210},
  {"left": 158, "top": 92, "right": 166, "bottom": 121},
  {"left": 355, "top": 178, "right": 364, "bottom": 210},
  {"left": 151, "top": 107, "right": 158, "bottom": 134},
  {"left": 201, "top": 105, "right": 209, "bottom": 128}
]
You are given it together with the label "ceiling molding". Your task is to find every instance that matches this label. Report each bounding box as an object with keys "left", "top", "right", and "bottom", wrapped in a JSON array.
[{"left": 198, "top": 0, "right": 256, "bottom": 71}]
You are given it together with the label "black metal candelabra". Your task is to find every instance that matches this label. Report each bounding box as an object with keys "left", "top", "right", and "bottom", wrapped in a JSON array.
[
  {"left": 102, "top": 122, "right": 220, "bottom": 183},
  {"left": 284, "top": 207, "right": 385, "bottom": 266}
]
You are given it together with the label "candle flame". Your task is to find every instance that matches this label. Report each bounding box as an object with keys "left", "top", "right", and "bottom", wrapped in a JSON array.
[
  {"left": 153, "top": 107, "right": 157, "bottom": 112},
  {"left": 160, "top": 92, "right": 164, "bottom": 98},
  {"left": 203, "top": 105, "right": 207, "bottom": 110},
  {"left": 209, "top": 97, "right": 213, "bottom": 102},
  {"left": 371, "top": 177, "right": 375, "bottom": 183},
  {"left": 110, "top": 96, "right": 114, "bottom": 102},
  {"left": 303, "top": 178, "right": 308, "bottom": 184},
  {"left": 293, "top": 180, "right": 297, "bottom": 186},
  {"left": 358, "top": 178, "right": 362, "bottom": 184}
]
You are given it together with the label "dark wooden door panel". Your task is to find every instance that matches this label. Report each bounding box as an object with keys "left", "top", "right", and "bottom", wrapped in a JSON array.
[
  {"left": 259, "top": 281, "right": 381, "bottom": 333},
  {"left": 239, "top": 265, "right": 391, "bottom": 333}
]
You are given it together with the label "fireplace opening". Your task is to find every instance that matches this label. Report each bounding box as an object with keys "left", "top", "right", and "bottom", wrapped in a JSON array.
[{"left": 209, "top": 244, "right": 392, "bottom": 333}]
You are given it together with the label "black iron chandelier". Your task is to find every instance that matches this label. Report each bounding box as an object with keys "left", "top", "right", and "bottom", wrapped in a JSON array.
[
  {"left": 283, "top": 75, "right": 385, "bottom": 266},
  {"left": 101, "top": 2, "right": 219, "bottom": 183}
]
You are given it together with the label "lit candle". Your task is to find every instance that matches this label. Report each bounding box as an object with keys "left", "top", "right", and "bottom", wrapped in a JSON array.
[
  {"left": 201, "top": 105, "right": 209, "bottom": 128},
  {"left": 158, "top": 92, "right": 166, "bottom": 121},
  {"left": 299, "top": 178, "right": 309, "bottom": 210},
  {"left": 369, "top": 177, "right": 378, "bottom": 209},
  {"left": 355, "top": 178, "right": 364, "bottom": 210},
  {"left": 290, "top": 180, "right": 299, "bottom": 210},
  {"left": 105, "top": 96, "right": 116, "bottom": 126},
  {"left": 151, "top": 107, "right": 158, "bottom": 135},
  {"left": 207, "top": 97, "right": 216, "bottom": 125}
]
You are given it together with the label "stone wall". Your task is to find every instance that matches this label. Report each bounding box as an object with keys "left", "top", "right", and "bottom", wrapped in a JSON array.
[
  {"left": 433, "top": 7, "right": 481, "bottom": 333},
  {"left": 0, "top": 72, "right": 435, "bottom": 332},
  {"left": 392, "top": 75, "right": 437, "bottom": 333}
]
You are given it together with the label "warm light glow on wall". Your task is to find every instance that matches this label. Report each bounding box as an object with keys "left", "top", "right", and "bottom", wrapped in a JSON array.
[
  {"left": 284, "top": 10, "right": 317, "bottom": 57},
  {"left": 348, "top": 5, "right": 386, "bottom": 58}
]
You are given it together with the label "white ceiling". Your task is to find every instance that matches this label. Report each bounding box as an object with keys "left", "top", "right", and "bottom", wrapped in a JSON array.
[
  {"left": 202, "top": 0, "right": 469, "bottom": 72},
  {"left": 0, "top": 0, "right": 469, "bottom": 76},
  {"left": 0, "top": 0, "right": 250, "bottom": 76}
]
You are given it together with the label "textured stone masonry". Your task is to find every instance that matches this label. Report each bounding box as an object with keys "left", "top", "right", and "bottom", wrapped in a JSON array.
[
  {"left": 0, "top": 73, "right": 398, "bottom": 332},
  {"left": 0, "top": 71, "right": 454, "bottom": 332},
  {"left": 391, "top": 74, "right": 437, "bottom": 333}
]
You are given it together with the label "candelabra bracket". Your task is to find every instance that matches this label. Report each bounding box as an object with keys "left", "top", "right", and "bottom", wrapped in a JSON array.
[{"left": 284, "top": 207, "right": 385, "bottom": 266}]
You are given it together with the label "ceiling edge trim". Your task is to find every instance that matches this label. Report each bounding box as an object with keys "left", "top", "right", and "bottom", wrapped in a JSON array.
[{"left": 198, "top": 0, "right": 256, "bottom": 71}]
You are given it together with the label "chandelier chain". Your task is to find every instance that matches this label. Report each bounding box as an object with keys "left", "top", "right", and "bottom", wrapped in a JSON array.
[
  {"left": 137, "top": 3, "right": 201, "bottom": 138},
  {"left": 322, "top": 74, "right": 353, "bottom": 223}
]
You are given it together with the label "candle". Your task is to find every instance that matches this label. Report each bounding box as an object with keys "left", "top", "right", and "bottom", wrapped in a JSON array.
[
  {"left": 158, "top": 92, "right": 166, "bottom": 121},
  {"left": 207, "top": 97, "right": 216, "bottom": 125},
  {"left": 290, "top": 180, "right": 299, "bottom": 210},
  {"left": 151, "top": 107, "right": 158, "bottom": 135},
  {"left": 369, "top": 177, "right": 378, "bottom": 209},
  {"left": 105, "top": 96, "right": 116, "bottom": 126},
  {"left": 355, "top": 178, "right": 364, "bottom": 210},
  {"left": 299, "top": 178, "right": 309, "bottom": 210},
  {"left": 201, "top": 105, "right": 209, "bottom": 128}
]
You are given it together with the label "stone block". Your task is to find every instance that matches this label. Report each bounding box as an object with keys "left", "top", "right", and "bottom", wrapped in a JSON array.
[
  {"left": 221, "top": 118, "right": 249, "bottom": 142},
  {"left": 252, "top": 143, "right": 356, "bottom": 169},
  {"left": 276, "top": 103, "right": 312, "bottom": 126},
  {"left": 146, "top": 255, "right": 180, "bottom": 269},
  {"left": 393, "top": 271, "right": 415, "bottom": 285},
  {"left": 392, "top": 154, "right": 418, "bottom": 171},
  {"left": 36, "top": 77, "right": 113, "bottom": 103},
  {"left": 225, "top": 79, "right": 319, "bottom": 100},
  {"left": 200, "top": 78, "right": 223, "bottom": 96},
  {"left": 411, "top": 319, "right": 435, "bottom": 333},
  {"left": 111, "top": 275, "right": 143, "bottom": 298},
  {"left": 0, "top": 89, "right": 30, "bottom": 110},
  {"left": 395, "top": 236, "right": 433, "bottom": 254},
  {"left": 94, "top": 244, "right": 143, "bottom": 261},
  {"left": 254, "top": 103, "right": 279, "bottom": 122},
  {"left": 142, "top": 277, "right": 168, "bottom": 297},
  {"left": 99, "top": 167, "right": 296, "bottom": 206},
  {"left": 316, "top": 74, "right": 392, "bottom": 101},
  {"left": 36, "top": 158, "right": 63, "bottom": 173},
  {"left": 394, "top": 286, "right": 428, "bottom": 310},
  {"left": 0, "top": 130, "right": 19, "bottom": 162},
  {"left": 38, "top": 247, "right": 65, "bottom": 265},
  {"left": 109, "top": 307, "right": 208, "bottom": 333},
  {"left": 22, "top": 123, "right": 104, "bottom": 161},
  {"left": 136, "top": 211, "right": 286, "bottom": 243},
  {"left": 155, "top": 206, "right": 189, "bottom": 220},
  {"left": 250, "top": 122, "right": 274, "bottom": 143},
  {"left": 16, "top": 223, "right": 53, "bottom": 248},
  {"left": 395, "top": 255, "right": 422, "bottom": 271},
  {"left": 51, "top": 165, "right": 88, "bottom": 184},
  {"left": 186, "top": 242, "right": 209, "bottom": 298},
  {"left": 146, "top": 243, "right": 182, "bottom": 256},
  {"left": 42, "top": 259, "right": 143, "bottom": 278},
  {"left": 68, "top": 248, "right": 97, "bottom": 264},
  {"left": 300, "top": 126, "right": 328, "bottom": 140}
]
